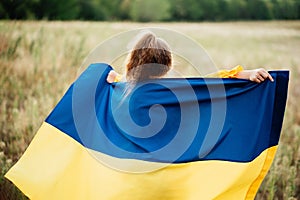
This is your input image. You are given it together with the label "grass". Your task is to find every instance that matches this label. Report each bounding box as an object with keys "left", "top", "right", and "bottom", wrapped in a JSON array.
[{"left": 0, "top": 20, "right": 299, "bottom": 200}]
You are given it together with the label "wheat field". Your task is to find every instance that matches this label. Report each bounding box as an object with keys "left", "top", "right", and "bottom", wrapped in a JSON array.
[{"left": 0, "top": 20, "right": 299, "bottom": 200}]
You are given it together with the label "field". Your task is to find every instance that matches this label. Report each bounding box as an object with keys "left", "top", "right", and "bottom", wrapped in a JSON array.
[{"left": 0, "top": 20, "right": 299, "bottom": 199}]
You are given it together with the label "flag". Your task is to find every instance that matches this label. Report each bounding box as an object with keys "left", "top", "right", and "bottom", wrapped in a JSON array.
[{"left": 5, "top": 63, "right": 289, "bottom": 200}]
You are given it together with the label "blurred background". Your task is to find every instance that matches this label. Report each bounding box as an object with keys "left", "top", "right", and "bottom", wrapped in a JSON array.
[
  {"left": 0, "top": 0, "right": 299, "bottom": 200},
  {"left": 1, "top": 0, "right": 300, "bottom": 21}
]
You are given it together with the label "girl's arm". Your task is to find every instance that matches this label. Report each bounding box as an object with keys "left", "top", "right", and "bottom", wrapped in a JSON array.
[
  {"left": 236, "top": 68, "right": 274, "bottom": 83},
  {"left": 206, "top": 65, "right": 273, "bottom": 83},
  {"left": 106, "top": 70, "right": 121, "bottom": 83}
]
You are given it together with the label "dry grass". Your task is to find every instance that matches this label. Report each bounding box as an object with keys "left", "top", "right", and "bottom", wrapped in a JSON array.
[{"left": 0, "top": 20, "right": 299, "bottom": 200}]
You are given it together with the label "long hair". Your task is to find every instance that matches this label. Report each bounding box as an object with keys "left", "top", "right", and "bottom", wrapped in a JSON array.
[{"left": 126, "top": 31, "right": 172, "bottom": 82}]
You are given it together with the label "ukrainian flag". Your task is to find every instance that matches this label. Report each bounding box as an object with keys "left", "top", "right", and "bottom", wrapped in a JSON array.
[{"left": 5, "top": 63, "right": 289, "bottom": 200}]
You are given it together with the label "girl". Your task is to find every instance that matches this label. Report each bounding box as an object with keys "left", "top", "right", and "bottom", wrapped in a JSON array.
[{"left": 106, "top": 31, "right": 273, "bottom": 83}]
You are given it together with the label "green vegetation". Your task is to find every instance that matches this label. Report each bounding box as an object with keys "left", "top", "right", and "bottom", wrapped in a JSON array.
[
  {"left": 1, "top": 0, "right": 300, "bottom": 21},
  {"left": 0, "top": 21, "right": 299, "bottom": 199}
]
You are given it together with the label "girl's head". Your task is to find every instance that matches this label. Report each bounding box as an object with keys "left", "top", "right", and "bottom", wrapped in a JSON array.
[{"left": 126, "top": 31, "right": 172, "bottom": 81}]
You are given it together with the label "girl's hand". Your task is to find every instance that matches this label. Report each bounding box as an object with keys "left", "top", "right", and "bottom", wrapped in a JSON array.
[
  {"left": 106, "top": 70, "right": 119, "bottom": 83},
  {"left": 237, "top": 68, "right": 274, "bottom": 83},
  {"left": 249, "top": 68, "right": 274, "bottom": 83}
]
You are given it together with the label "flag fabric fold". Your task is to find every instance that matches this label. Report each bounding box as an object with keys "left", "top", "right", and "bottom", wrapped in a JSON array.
[{"left": 5, "top": 63, "right": 289, "bottom": 200}]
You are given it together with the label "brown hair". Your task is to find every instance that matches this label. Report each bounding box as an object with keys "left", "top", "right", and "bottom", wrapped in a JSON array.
[{"left": 126, "top": 31, "right": 172, "bottom": 82}]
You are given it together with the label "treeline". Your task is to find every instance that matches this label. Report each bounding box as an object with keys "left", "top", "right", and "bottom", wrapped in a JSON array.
[{"left": 1, "top": 0, "right": 300, "bottom": 21}]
